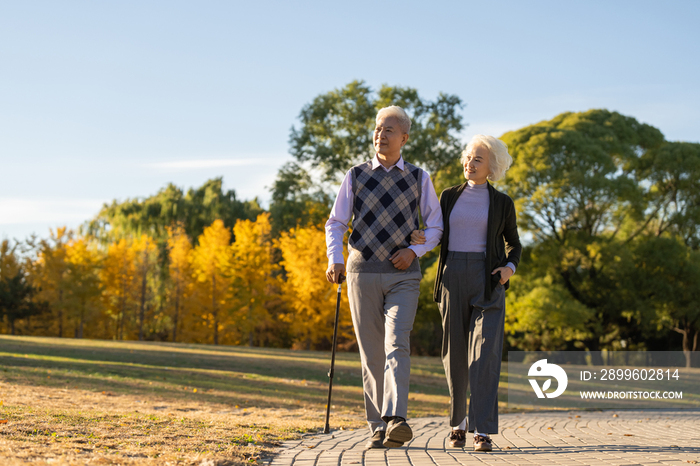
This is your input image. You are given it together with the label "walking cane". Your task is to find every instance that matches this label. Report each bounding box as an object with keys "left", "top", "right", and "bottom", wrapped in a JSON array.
[{"left": 323, "top": 274, "right": 345, "bottom": 434}]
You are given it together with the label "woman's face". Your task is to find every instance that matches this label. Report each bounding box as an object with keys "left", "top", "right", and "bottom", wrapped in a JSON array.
[{"left": 463, "top": 145, "right": 491, "bottom": 184}]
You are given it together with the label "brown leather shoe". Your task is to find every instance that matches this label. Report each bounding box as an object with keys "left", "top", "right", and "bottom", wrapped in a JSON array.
[
  {"left": 365, "top": 430, "right": 387, "bottom": 449},
  {"left": 383, "top": 417, "right": 412, "bottom": 448},
  {"left": 448, "top": 429, "right": 466, "bottom": 448},
  {"left": 473, "top": 434, "right": 492, "bottom": 452}
]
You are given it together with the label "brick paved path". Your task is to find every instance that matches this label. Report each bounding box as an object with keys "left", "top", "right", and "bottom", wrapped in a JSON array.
[{"left": 271, "top": 411, "right": 700, "bottom": 466}]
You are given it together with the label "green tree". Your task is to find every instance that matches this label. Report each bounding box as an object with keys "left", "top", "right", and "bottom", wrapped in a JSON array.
[
  {"left": 411, "top": 260, "right": 442, "bottom": 356},
  {"left": 503, "top": 109, "right": 664, "bottom": 242},
  {"left": 504, "top": 246, "right": 595, "bottom": 351},
  {"left": 639, "top": 142, "right": 700, "bottom": 248},
  {"left": 0, "top": 270, "right": 47, "bottom": 335},
  {"left": 635, "top": 142, "right": 700, "bottom": 364},
  {"left": 270, "top": 79, "right": 465, "bottom": 241},
  {"left": 87, "top": 178, "right": 263, "bottom": 244},
  {"left": 289, "top": 80, "right": 465, "bottom": 181},
  {"left": 632, "top": 236, "right": 700, "bottom": 367},
  {"left": 268, "top": 162, "right": 333, "bottom": 234},
  {"left": 500, "top": 109, "right": 666, "bottom": 357}
]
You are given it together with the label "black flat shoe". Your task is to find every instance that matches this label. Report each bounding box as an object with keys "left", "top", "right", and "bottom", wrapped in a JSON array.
[
  {"left": 365, "top": 429, "right": 387, "bottom": 449},
  {"left": 383, "top": 417, "right": 412, "bottom": 448}
]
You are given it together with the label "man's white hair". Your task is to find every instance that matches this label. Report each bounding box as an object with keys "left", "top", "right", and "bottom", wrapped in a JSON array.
[
  {"left": 461, "top": 134, "right": 513, "bottom": 181},
  {"left": 376, "top": 106, "right": 412, "bottom": 134}
]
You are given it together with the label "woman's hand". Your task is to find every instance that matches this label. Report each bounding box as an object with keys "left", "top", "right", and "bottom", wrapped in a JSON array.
[
  {"left": 410, "top": 230, "right": 426, "bottom": 245},
  {"left": 492, "top": 266, "right": 513, "bottom": 285}
]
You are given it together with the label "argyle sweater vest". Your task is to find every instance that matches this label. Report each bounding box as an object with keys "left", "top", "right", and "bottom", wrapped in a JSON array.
[{"left": 347, "top": 160, "right": 422, "bottom": 274}]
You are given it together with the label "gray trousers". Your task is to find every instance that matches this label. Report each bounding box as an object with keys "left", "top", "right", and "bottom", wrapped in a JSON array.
[
  {"left": 439, "top": 252, "right": 505, "bottom": 434},
  {"left": 347, "top": 270, "right": 421, "bottom": 433}
]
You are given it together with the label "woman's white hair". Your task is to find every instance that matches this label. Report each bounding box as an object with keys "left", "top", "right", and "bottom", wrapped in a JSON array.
[
  {"left": 376, "top": 105, "right": 412, "bottom": 134},
  {"left": 461, "top": 134, "right": 513, "bottom": 181}
]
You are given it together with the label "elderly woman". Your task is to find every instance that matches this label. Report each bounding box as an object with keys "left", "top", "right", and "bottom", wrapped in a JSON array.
[{"left": 412, "top": 135, "right": 521, "bottom": 452}]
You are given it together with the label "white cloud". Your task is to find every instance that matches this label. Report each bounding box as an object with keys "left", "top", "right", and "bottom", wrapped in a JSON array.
[
  {"left": 0, "top": 198, "right": 104, "bottom": 226},
  {"left": 146, "top": 157, "right": 287, "bottom": 170}
]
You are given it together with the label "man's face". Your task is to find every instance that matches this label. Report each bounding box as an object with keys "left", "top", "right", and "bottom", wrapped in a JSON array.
[
  {"left": 373, "top": 115, "right": 408, "bottom": 157},
  {"left": 463, "top": 145, "right": 491, "bottom": 184}
]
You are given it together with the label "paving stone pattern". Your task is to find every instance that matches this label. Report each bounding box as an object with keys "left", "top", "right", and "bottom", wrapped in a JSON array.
[{"left": 271, "top": 411, "right": 700, "bottom": 466}]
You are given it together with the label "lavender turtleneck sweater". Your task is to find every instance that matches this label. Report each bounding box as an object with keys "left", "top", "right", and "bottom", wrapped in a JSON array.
[{"left": 447, "top": 180, "right": 516, "bottom": 273}]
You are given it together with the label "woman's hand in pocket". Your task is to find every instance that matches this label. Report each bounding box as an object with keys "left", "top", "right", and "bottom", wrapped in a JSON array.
[
  {"left": 492, "top": 266, "right": 513, "bottom": 285},
  {"left": 410, "top": 230, "right": 426, "bottom": 245}
]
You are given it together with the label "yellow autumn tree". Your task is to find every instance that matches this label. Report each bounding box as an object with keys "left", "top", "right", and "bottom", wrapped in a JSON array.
[
  {"left": 166, "top": 224, "right": 193, "bottom": 342},
  {"left": 229, "top": 213, "right": 278, "bottom": 346},
  {"left": 191, "top": 219, "right": 232, "bottom": 345},
  {"left": 64, "top": 237, "right": 102, "bottom": 338},
  {"left": 33, "top": 228, "right": 72, "bottom": 336},
  {"left": 277, "top": 225, "right": 353, "bottom": 349},
  {"left": 102, "top": 238, "right": 137, "bottom": 340}
]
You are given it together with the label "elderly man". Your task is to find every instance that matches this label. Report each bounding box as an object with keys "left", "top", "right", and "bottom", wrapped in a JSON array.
[{"left": 325, "top": 105, "right": 443, "bottom": 449}]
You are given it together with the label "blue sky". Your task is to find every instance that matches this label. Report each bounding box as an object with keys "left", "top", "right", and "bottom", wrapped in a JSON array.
[{"left": 1, "top": 0, "right": 698, "bottom": 240}]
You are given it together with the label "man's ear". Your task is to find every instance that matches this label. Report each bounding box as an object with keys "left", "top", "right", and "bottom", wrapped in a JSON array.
[{"left": 401, "top": 133, "right": 409, "bottom": 146}]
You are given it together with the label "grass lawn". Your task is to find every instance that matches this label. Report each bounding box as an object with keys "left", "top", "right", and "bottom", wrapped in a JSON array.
[{"left": 0, "top": 335, "right": 457, "bottom": 465}]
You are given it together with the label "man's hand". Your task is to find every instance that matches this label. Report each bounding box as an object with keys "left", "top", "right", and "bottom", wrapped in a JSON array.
[
  {"left": 390, "top": 248, "right": 417, "bottom": 270},
  {"left": 410, "top": 230, "right": 426, "bottom": 245},
  {"left": 492, "top": 266, "right": 513, "bottom": 285},
  {"left": 326, "top": 263, "right": 346, "bottom": 284}
]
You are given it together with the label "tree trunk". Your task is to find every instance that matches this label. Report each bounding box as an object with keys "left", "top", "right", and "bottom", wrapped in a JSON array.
[
  {"left": 585, "top": 338, "right": 604, "bottom": 365},
  {"left": 118, "top": 276, "right": 127, "bottom": 340},
  {"left": 172, "top": 283, "right": 180, "bottom": 342},
  {"left": 138, "top": 249, "right": 148, "bottom": 341},
  {"left": 113, "top": 306, "right": 119, "bottom": 340},
  {"left": 119, "top": 294, "right": 126, "bottom": 340},
  {"left": 248, "top": 304, "right": 254, "bottom": 347},
  {"left": 103, "top": 310, "right": 110, "bottom": 340},
  {"left": 674, "top": 325, "right": 693, "bottom": 368},
  {"left": 58, "top": 289, "right": 64, "bottom": 338},
  {"left": 212, "top": 274, "right": 218, "bottom": 346},
  {"left": 10, "top": 318, "right": 15, "bottom": 335},
  {"left": 78, "top": 300, "right": 85, "bottom": 339}
]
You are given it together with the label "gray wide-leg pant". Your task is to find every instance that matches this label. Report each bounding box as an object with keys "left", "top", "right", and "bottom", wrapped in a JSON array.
[
  {"left": 347, "top": 270, "right": 421, "bottom": 434},
  {"left": 440, "top": 252, "right": 505, "bottom": 434}
]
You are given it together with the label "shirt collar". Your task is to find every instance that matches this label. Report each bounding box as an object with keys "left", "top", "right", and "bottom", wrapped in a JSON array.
[{"left": 372, "top": 153, "right": 405, "bottom": 172}]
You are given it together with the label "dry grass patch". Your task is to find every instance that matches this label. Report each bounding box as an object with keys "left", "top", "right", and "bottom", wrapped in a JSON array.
[
  {"left": 0, "top": 336, "right": 451, "bottom": 464},
  {"left": 0, "top": 381, "right": 363, "bottom": 465}
]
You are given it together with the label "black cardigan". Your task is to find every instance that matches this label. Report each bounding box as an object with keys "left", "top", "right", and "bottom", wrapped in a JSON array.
[{"left": 433, "top": 181, "right": 522, "bottom": 304}]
